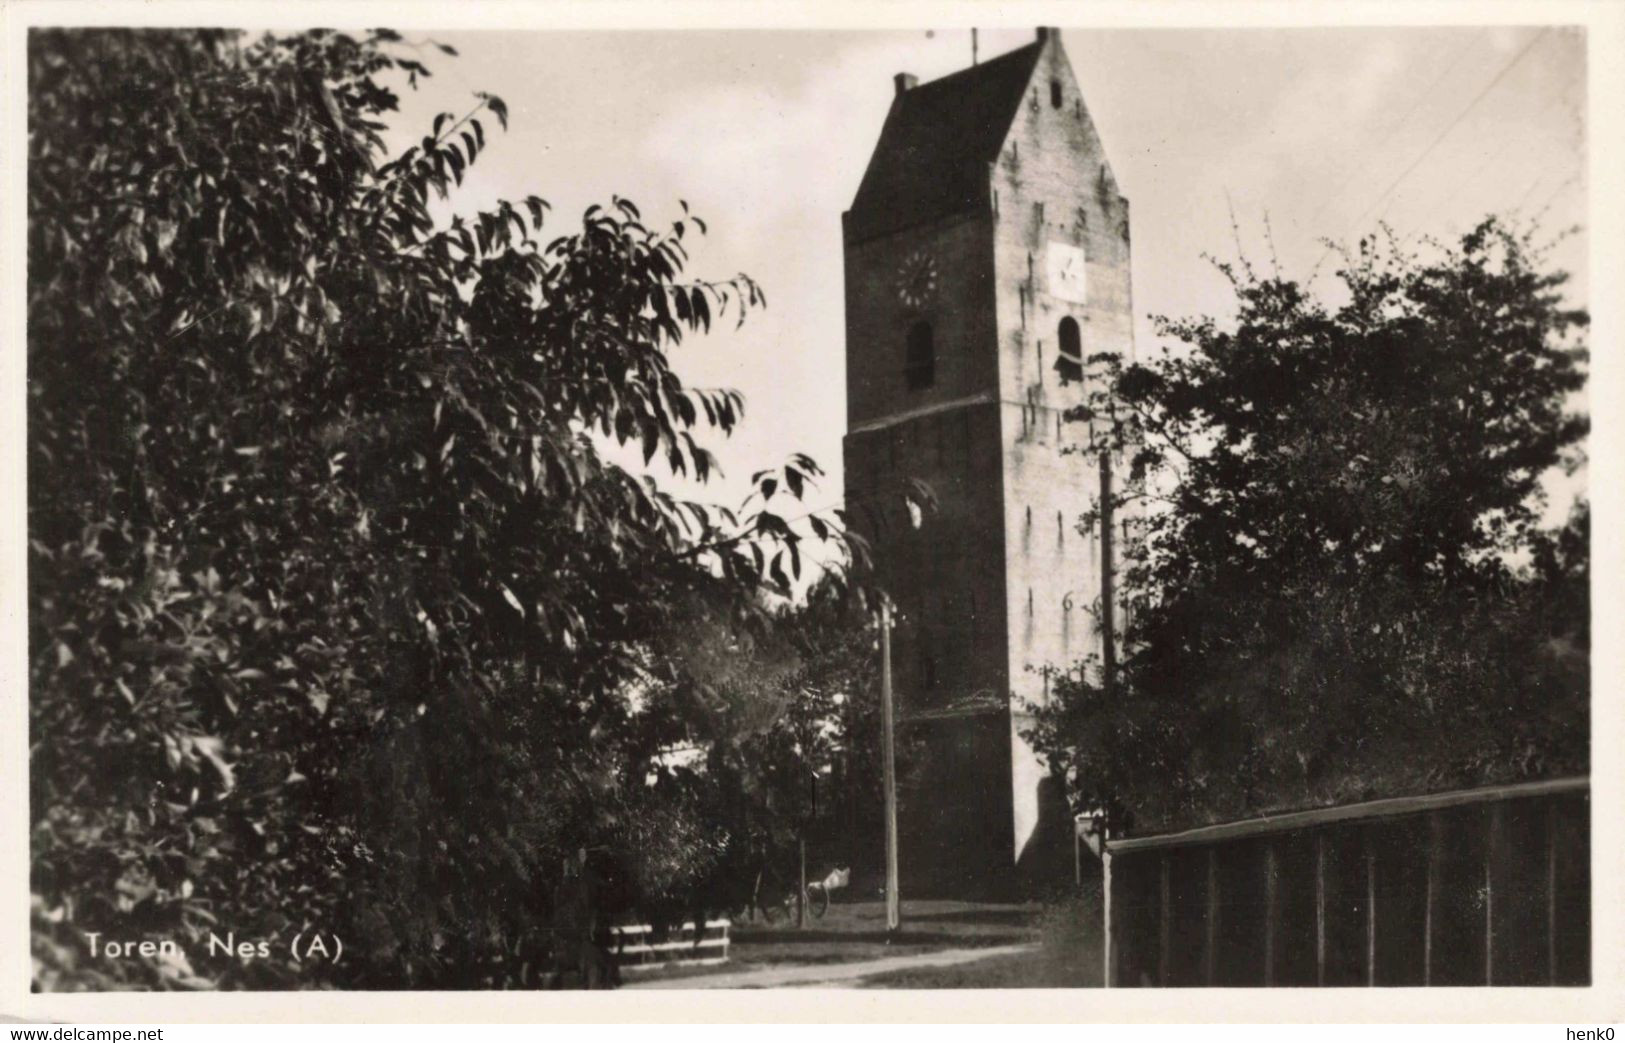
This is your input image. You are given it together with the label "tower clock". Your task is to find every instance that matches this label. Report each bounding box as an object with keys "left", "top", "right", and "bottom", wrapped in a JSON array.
[{"left": 896, "top": 249, "right": 938, "bottom": 310}]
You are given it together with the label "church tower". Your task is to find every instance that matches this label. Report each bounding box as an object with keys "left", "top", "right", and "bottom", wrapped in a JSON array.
[{"left": 841, "top": 28, "right": 1134, "bottom": 894}]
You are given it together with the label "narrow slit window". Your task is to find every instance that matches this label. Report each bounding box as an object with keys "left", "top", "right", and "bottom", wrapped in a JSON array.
[
  {"left": 905, "top": 320, "right": 935, "bottom": 390},
  {"left": 1050, "top": 79, "right": 1063, "bottom": 109}
]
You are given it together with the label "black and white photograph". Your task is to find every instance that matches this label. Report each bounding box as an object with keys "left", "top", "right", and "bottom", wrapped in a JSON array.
[{"left": 7, "top": 0, "right": 1620, "bottom": 1018}]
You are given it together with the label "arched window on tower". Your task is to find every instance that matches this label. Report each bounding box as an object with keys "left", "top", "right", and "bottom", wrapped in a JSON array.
[
  {"left": 905, "top": 320, "right": 935, "bottom": 391},
  {"left": 1055, "top": 316, "right": 1083, "bottom": 385}
]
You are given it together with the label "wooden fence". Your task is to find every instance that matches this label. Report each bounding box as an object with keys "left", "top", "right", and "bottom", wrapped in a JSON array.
[
  {"left": 608, "top": 919, "right": 730, "bottom": 975},
  {"left": 1102, "top": 777, "right": 1589, "bottom": 987}
]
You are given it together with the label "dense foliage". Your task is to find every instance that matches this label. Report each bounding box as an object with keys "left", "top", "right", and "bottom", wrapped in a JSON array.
[
  {"left": 633, "top": 580, "right": 886, "bottom": 919},
  {"left": 28, "top": 28, "right": 890, "bottom": 989},
  {"left": 1026, "top": 223, "right": 1589, "bottom": 834}
]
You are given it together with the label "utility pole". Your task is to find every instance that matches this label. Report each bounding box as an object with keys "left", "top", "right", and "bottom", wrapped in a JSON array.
[
  {"left": 880, "top": 599, "right": 900, "bottom": 932},
  {"left": 1097, "top": 445, "right": 1118, "bottom": 984},
  {"left": 1099, "top": 450, "right": 1115, "bottom": 688},
  {"left": 797, "top": 835, "right": 807, "bottom": 929},
  {"left": 1101, "top": 826, "right": 1114, "bottom": 988},
  {"left": 971, "top": 28, "right": 979, "bottom": 66}
]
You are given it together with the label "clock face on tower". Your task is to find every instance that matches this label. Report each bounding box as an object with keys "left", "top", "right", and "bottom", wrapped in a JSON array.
[
  {"left": 896, "top": 249, "right": 938, "bottom": 311},
  {"left": 1046, "top": 241, "right": 1088, "bottom": 304}
]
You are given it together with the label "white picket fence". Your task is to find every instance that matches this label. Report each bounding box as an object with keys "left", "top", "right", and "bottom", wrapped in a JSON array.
[{"left": 608, "top": 918, "right": 730, "bottom": 974}]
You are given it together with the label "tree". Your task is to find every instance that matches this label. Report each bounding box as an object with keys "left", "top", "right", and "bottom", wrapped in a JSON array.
[
  {"left": 644, "top": 579, "right": 886, "bottom": 906},
  {"left": 27, "top": 28, "right": 888, "bottom": 989},
  {"left": 1026, "top": 221, "right": 1588, "bottom": 835}
]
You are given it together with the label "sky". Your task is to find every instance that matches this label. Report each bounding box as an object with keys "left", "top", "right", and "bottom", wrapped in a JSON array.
[{"left": 379, "top": 25, "right": 1588, "bottom": 524}]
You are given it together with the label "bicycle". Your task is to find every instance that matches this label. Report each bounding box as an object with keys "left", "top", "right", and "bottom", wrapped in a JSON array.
[
  {"left": 748, "top": 862, "right": 848, "bottom": 923},
  {"left": 806, "top": 865, "right": 849, "bottom": 919},
  {"left": 748, "top": 862, "right": 796, "bottom": 924}
]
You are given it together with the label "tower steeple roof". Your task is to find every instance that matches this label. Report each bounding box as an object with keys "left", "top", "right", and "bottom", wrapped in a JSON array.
[{"left": 846, "top": 38, "right": 1046, "bottom": 243}]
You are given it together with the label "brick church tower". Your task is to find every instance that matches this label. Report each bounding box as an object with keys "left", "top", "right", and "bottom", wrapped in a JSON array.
[{"left": 841, "top": 28, "right": 1134, "bottom": 894}]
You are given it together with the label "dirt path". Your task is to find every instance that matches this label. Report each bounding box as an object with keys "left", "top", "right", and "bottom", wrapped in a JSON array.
[{"left": 623, "top": 942, "right": 1041, "bottom": 989}]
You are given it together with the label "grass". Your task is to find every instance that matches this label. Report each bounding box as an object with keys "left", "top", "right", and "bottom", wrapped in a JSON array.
[
  {"left": 624, "top": 893, "right": 1103, "bottom": 988},
  {"left": 855, "top": 893, "right": 1104, "bottom": 988},
  {"left": 856, "top": 949, "right": 1095, "bottom": 988},
  {"left": 624, "top": 898, "right": 1037, "bottom": 984}
]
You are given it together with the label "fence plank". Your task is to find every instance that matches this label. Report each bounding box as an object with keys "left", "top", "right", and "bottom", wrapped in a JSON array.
[
  {"left": 1424, "top": 812, "right": 1438, "bottom": 986},
  {"left": 1103, "top": 846, "right": 1115, "bottom": 987},
  {"left": 1159, "top": 853, "right": 1171, "bottom": 987},
  {"left": 1485, "top": 802, "right": 1500, "bottom": 985},
  {"left": 1205, "top": 846, "right": 1217, "bottom": 987},
  {"left": 1365, "top": 833, "right": 1376, "bottom": 987},
  {"left": 1552, "top": 791, "right": 1591, "bottom": 985},
  {"left": 1431, "top": 804, "right": 1488, "bottom": 985},
  {"left": 1547, "top": 800, "right": 1558, "bottom": 985},
  {"left": 1273, "top": 832, "right": 1320, "bottom": 986},
  {"left": 1166, "top": 847, "right": 1209, "bottom": 985},
  {"left": 1264, "top": 842, "right": 1278, "bottom": 987},
  {"left": 1315, "top": 834, "right": 1326, "bottom": 988}
]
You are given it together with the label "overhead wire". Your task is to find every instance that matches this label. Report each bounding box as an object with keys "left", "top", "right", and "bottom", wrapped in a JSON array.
[
  {"left": 1310, "top": 27, "right": 1553, "bottom": 280},
  {"left": 1388, "top": 72, "right": 1580, "bottom": 245},
  {"left": 1299, "top": 33, "right": 1482, "bottom": 237}
]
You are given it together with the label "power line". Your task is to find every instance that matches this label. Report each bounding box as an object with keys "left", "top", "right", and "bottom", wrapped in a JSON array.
[
  {"left": 1300, "top": 33, "right": 1481, "bottom": 236},
  {"left": 1390, "top": 73, "right": 1579, "bottom": 243},
  {"left": 1311, "top": 27, "right": 1552, "bottom": 277},
  {"left": 1531, "top": 174, "right": 1581, "bottom": 220},
  {"left": 1512, "top": 170, "right": 1550, "bottom": 215}
]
